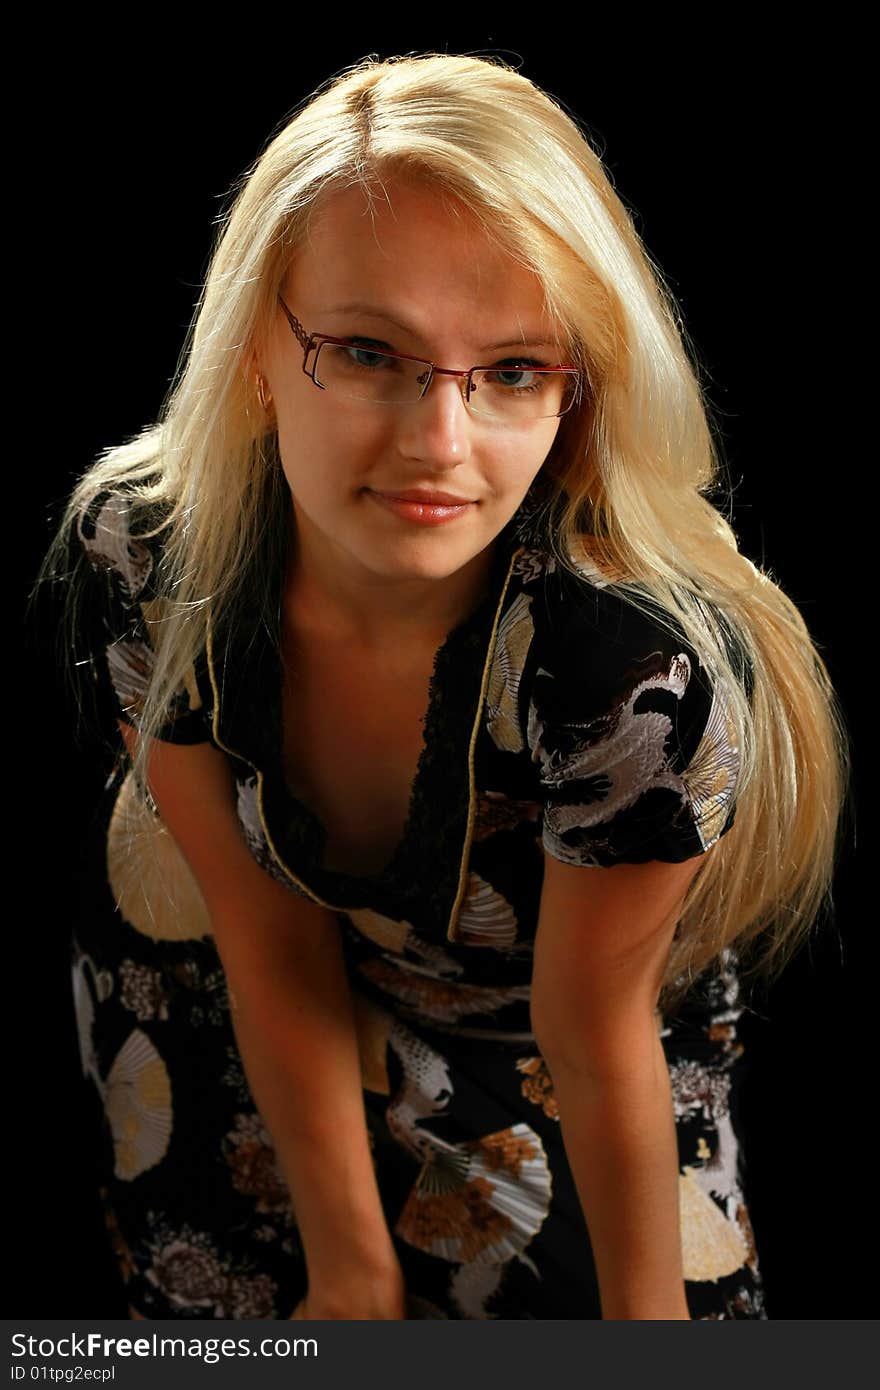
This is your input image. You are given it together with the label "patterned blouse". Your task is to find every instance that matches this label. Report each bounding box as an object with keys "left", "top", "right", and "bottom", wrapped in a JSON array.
[{"left": 68, "top": 480, "right": 766, "bottom": 1320}]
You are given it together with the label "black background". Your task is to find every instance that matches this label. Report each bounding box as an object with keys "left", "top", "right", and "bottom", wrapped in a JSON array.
[{"left": 18, "top": 29, "right": 863, "bottom": 1318}]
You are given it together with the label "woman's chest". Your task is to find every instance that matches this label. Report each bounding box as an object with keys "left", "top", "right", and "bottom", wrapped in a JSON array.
[{"left": 280, "top": 634, "right": 440, "bottom": 878}]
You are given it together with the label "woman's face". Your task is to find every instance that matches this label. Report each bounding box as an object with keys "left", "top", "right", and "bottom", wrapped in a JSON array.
[{"left": 260, "top": 179, "right": 566, "bottom": 600}]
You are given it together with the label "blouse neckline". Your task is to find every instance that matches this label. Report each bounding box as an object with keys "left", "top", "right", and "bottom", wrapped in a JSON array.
[{"left": 205, "top": 505, "right": 532, "bottom": 940}]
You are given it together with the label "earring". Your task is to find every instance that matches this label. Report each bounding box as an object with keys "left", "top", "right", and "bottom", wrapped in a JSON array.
[{"left": 255, "top": 372, "right": 273, "bottom": 410}]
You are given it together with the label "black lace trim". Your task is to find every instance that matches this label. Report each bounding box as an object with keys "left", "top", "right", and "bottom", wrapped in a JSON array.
[
  {"left": 282, "top": 530, "right": 521, "bottom": 927},
  {"left": 212, "top": 492, "right": 545, "bottom": 938}
]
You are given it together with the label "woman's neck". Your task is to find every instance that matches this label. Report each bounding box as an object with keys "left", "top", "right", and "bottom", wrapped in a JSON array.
[{"left": 282, "top": 516, "right": 498, "bottom": 652}]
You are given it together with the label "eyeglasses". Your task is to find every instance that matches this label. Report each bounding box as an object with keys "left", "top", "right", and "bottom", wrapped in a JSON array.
[{"left": 277, "top": 295, "right": 581, "bottom": 424}]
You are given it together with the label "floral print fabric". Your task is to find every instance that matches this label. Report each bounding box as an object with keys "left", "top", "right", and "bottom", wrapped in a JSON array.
[{"left": 70, "top": 484, "right": 765, "bottom": 1319}]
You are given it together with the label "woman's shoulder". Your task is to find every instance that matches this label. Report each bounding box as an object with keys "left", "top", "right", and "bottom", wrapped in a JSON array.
[
  {"left": 74, "top": 478, "right": 173, "bottom": 606},
  {"left": 494, "top": 536, "right": 744, "bottom": 865},
  {"left": 492, "top": 535, "right": 702, "bottom": 754},
  {"left": 70, "top": 478, "right": 213, "bottom": 746},
  {"left": 508, "top": 537, "right": 700, "bottom": 682}
]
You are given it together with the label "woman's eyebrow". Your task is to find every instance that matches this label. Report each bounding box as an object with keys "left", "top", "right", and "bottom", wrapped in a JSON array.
[{"left": 322, "top": 301, "right": 558, "bottom": 353}]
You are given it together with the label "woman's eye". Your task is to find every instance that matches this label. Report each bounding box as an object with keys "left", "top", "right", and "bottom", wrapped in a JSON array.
[
  {"left": 488, "top": 361, "right": 545, "bottom": 388},
  {"left": 346, "top": 345, "right": 392, "bottom": 369}
]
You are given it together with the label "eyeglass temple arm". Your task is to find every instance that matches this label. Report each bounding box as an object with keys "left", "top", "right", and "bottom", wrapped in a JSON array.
[{"left": 277, "top": 295, "right": 311, "bottom": 353}]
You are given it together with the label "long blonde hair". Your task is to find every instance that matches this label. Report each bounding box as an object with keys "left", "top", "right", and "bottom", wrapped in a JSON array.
[{"left": 39, "top": 51, "right": 851, "bottom": 1015}]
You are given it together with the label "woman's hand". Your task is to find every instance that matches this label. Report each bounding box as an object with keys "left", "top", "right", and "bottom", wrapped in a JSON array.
[{"left": 289, "top": 1277, "right": 407, "bottom": 1321}]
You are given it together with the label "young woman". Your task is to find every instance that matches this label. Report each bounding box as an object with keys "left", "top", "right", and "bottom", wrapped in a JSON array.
[{"left": 41, "top": 52, "right": 849, "bottom": 1320}]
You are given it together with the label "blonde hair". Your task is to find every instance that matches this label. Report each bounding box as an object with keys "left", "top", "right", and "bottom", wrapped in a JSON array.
[{"left": 39, "top": 51, "right": 851, "bottom": 1015}]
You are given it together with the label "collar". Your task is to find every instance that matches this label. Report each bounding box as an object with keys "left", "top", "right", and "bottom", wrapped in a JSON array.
[{"left": 205, "top": 502, "right": 535, "bottom": 939}]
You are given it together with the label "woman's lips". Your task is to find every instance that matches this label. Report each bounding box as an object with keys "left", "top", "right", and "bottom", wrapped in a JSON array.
[{"left": 365, "top": 489, "right": 475, "bottom": 525}]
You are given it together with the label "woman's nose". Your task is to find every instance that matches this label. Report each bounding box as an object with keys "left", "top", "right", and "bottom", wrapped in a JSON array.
[{"left": 393, "top": 371, "right": 474, "bottom": 467}]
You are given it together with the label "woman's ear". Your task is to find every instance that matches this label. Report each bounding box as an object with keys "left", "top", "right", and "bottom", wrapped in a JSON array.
[
  {"left": 242, "top": 345, "right": 263, "bottom": 385},
  {"left": 243, "top": 346, "right": 273, "bottom": 407}
]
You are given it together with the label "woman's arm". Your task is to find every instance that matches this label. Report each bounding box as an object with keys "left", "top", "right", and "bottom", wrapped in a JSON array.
[
  {"left": 531, "top": 851, "right": 708, "bottom": 1320},
  {"left": 119, "top": 724, "right": 405, "bottom": 1319}
]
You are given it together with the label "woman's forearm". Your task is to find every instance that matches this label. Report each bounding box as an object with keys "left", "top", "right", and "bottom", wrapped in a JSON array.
[
  {"left": 545, "top": 1028, "right": 690, "bottom": 1320},
  {"left": 129, "top": 735, "right": 402, "bottom": 1315},
  {"left": 216, "top": 904, "right": 401, "bottom": 1305}
]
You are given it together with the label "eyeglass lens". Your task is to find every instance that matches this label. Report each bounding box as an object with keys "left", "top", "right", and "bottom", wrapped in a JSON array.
[{"left": 313, "top": 342, "right": 576, "bottom": 420}]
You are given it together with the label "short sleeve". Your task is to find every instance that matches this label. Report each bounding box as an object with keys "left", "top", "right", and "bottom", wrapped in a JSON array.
[
  {"left": 73, "top": 487, "right": 212, "bottom": 745},
  {"left": 525, "top": 574, "right": 743, "bottom": 867}
]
